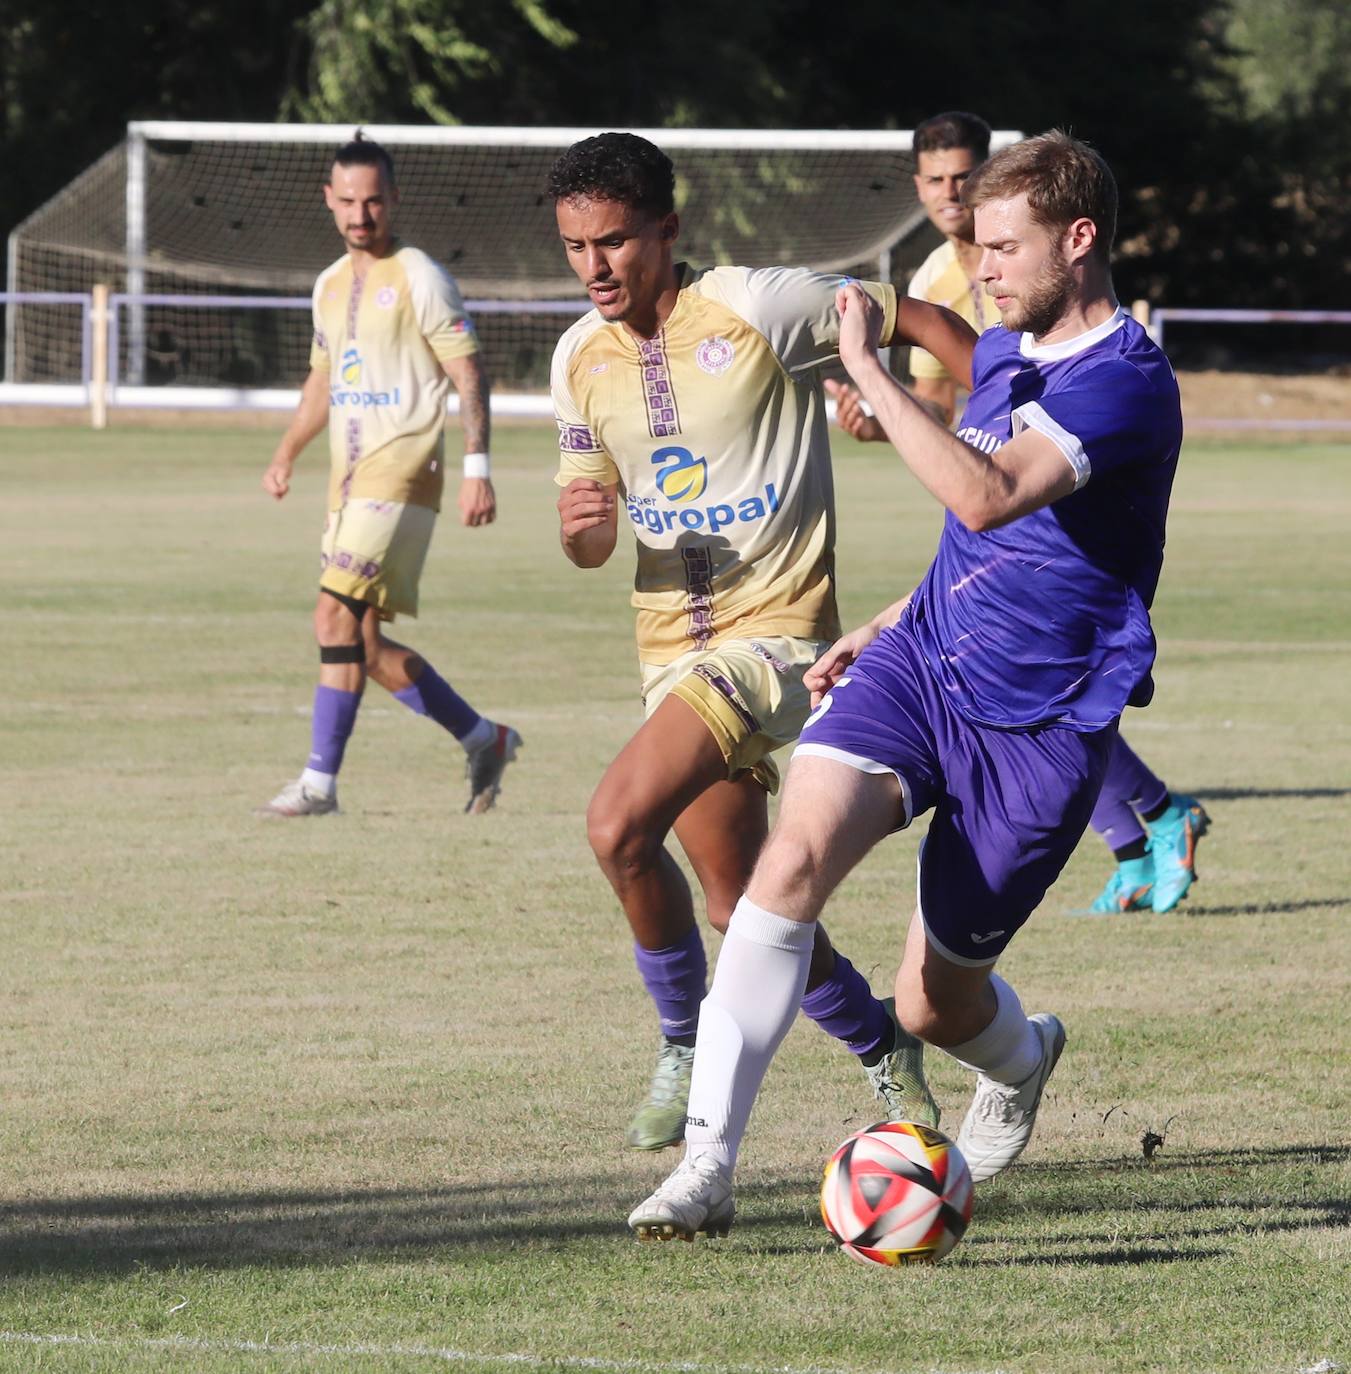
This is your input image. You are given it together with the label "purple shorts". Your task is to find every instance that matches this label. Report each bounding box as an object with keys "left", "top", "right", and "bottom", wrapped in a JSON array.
[{"left": 796, "top": 621, "right": 1114, "bottom": 965}]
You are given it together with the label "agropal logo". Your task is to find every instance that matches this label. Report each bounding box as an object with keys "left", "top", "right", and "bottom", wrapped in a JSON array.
[
  {"left": 653, "top": 446, "right": 708, "bottom": 503},
  {"left": 629, "top": 444, "right": 780, "bottom": 537},
  {"left": 341, "top": 346, "right": 362, "bottom": 385}
]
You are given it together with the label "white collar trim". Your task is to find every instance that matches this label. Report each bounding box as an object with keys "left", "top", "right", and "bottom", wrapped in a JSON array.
[{"left": 1020, "top": 306, "right": 1126, "bottom": 360}]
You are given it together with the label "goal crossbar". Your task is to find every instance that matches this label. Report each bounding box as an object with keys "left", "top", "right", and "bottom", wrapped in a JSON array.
[{"left": 128, "top": 122, "right": 1023, "bottom": 152}]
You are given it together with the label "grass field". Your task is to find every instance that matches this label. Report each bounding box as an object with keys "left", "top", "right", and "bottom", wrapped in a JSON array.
[{"left": 1, "top": 425, "right": 1347, "bottom": 1374}]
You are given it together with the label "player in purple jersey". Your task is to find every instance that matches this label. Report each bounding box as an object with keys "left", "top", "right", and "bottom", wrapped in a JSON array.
[
  {"left": 630, "top": 130, "right": 1183, "bottom": 1240},
  {"left": 830, "top": 110, "right": 1210, "bottom": 919}
]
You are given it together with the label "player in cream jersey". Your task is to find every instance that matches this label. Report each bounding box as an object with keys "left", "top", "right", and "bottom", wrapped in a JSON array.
[
  {"left": 549, "top": 133, "right": 978, "bottom": 1157},
  {"left": 258, "top": 134, "right": 519, "bottom": 819},
  {"left": 552, "top": 260, "right": 866, "bottom": 667}
]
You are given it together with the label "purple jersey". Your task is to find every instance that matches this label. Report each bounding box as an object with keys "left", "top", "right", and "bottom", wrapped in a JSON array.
[{"left": 908, "top": 308, "right": 1182, "bottom": 730}]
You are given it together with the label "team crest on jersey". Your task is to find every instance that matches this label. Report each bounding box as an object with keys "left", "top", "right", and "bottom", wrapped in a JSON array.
[
  {"left": 376, "top": 286, "right": 397, "bottom": 309},
  {"left": 341, "top": 347, "right": 362, "bottom": 384},
  {"left": 695, "top": 335, "right": 735, "bottom": 376},
  {"left": 653, "top": 446, "right": 708, "bottom": 502}
]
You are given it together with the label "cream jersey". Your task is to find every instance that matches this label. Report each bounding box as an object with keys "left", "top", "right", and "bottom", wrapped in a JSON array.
[
  {"left": 309, "top": 243, "right": 480, "bottom": 513},
  {"left": 552, "top": 264, "right": 896, "bottom": 664},
  {"left": 907, "top": 239, "right": 994, "bottom": 381}
]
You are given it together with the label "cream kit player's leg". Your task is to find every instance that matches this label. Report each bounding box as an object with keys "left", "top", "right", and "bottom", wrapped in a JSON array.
[{"left": 257, "top": 499, "right": 519, "bottom": 817}]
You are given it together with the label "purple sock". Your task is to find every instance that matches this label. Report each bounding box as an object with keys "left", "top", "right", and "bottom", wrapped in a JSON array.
[
  {"left": 800, "top": 952, "right": 892, "bottom": 1057},
  {"left": 394, "top": 662, "right": 481, "bottom": 740},
  {"left": 308, "top": 684, "right": 362, "bottom": 775},
  {"left": 1090, "top": 735, "right": 1167, "bottom": 847},
  {"left": 633, "top": 927, "right": 707, "bottom": 1044}
]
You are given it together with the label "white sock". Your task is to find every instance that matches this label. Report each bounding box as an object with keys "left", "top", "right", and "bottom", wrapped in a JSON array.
[
  {"left": 300, "top": 767, "right": 337, "bottom": 797},
  {"left": 461, "top": 717, "right": 495, "bottom": 753},
  {"left": 944, "top": 973, "right": 1042, "bottom": 1085},
  {"left": 683, "top": 897, "right": 816, "bottom": 1173}
]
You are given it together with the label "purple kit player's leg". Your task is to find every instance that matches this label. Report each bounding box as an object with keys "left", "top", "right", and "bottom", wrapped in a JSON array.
[
  {"left": 1091, "top": 735, "right": 1168, "bottom": 845},
  {"left": 1088, "top": 736, "right": 1197, "bottom": 915}
]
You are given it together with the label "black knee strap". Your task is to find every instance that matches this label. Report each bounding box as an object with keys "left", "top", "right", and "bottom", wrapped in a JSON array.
[
  {"left": 320, "top": 643, "right": 366, "bottom": 664},
  {"left": 321, "top": 587, "right": 371, "bottom": 622}
]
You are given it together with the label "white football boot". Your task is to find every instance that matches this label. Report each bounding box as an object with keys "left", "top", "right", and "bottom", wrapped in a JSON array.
[
  {"left": 255, "top": 778, "right": 339, "bottom": 818},
  {"left": 956, "top": 1013, "right": 1065, "bottom": 1182},
  {"left": 628, "top": 1154, "right": 735, "bottom": 1241}
]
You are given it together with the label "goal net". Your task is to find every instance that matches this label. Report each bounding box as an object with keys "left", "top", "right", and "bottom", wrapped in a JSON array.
[{"left": 5, "top": 123, "right": 1020, "bottom": 402}]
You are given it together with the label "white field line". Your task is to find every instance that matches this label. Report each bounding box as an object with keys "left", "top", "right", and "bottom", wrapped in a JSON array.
[{"left": 0, "top": 1330, "right": 1009, "bottom": 1374}]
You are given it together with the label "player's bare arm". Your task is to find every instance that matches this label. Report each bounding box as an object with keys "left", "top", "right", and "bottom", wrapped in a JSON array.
[
  {"left": 444, "top": 353, "right": 495, "bottom": 528},
  {"left": 804, "top": 594, "right": 913, "bottom": 704},
  {"left": 910, "top": 375, "right": 958, "bottom": 426},
  {"left": 558, "top": 477, "right": 618, "bottom": 567},
  {"left": 892, "top": 297, "right": 976, "bottom": 388},
  {"left": 837, "top": 284, "right": 1075, "bottom": 530},
  {"left": 262, "top": 365, "right": 330, "bottom": 500}
]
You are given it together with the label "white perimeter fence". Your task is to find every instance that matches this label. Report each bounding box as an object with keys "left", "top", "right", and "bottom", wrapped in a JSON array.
[{"left": 2, "top": 295, "right": 1349, "bottom": 430}]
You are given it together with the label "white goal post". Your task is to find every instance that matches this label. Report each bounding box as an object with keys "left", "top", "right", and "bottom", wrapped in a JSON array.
[{"left": 6, "top": 121, "right": 1023, "bottom": 416}]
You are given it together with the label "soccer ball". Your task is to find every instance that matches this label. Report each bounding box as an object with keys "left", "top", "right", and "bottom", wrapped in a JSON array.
[{"left": 819, "top": 1120, "right": 973, "bottom": 1266}]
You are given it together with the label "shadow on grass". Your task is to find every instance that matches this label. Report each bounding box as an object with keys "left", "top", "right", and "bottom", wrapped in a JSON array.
[
  {"left": 2, "top": 1141, "right": 1345, "bottom": 1275},
  {"left": 1180, "top": 897, "right": 1349, "bottom": 917},
  {"left": 0, "top": 1173, "right": 811, "bottom": 1276},
  {"left": 1188, "top": 787, "right": 1351, "bottom": 801}
]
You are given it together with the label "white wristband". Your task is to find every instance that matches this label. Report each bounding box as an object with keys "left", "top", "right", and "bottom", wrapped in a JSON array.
[{"left": 462, "top": 452, "right": 491, "bottom": 479}]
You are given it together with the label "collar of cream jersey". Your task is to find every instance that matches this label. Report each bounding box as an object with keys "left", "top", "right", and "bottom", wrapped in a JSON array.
[{"left": 1019, "top": 305, "right": 1126, "bottom": 360}]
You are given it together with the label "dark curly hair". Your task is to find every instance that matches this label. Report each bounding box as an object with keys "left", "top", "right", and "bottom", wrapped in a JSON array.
[{"left": 547, "top": 133, "right": 675, "bottom": 216}]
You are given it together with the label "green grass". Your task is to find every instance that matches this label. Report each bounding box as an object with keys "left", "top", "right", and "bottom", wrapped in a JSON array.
[{"left": 0, "top": 426, "right": 1347, "bottom": 1374}]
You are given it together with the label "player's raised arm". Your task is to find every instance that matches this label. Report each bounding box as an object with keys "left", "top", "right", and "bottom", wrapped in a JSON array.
[
  {"left": 443, "top": 352, "right": 496, "bottom": 527},
  {"left": 263, "top": 365, "right": 329, "bottom": 500},
  {"left": 838, "top": 283, "right": 1075, "bottom": 530}
]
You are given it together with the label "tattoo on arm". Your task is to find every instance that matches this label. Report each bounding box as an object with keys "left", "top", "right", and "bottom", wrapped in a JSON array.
[{"left": 453, "top": 356, "right": 491, "bottom": 455}]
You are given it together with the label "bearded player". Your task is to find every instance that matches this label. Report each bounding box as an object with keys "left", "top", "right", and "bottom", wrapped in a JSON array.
[
  {"left": 258, "top": 134, "right": 520, "bottom": 818},
  {"left": 632, "top": 131, "right": 1185, "bottom": 1238},
  {"left": 831, "top": 112, "right": 1209, "bottom": 917}
]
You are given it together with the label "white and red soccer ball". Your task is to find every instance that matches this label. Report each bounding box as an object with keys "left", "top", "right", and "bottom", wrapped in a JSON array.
[{"left": 820, "top": 1120, "right": 973, "bottom": 1266}]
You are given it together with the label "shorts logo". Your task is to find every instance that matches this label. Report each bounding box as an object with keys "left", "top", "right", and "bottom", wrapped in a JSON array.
[
  {"left": 376, "top": 286, "right": 397, "bottom": 308},
  {"left": 653, "top": 446, "right": 708, "bottom": 503},
  {"left": 341, "top": 347, "right": 362, "bottom": 384},
  {"left": 969, "top": 930, "right": 1006, "bottom": 945},
  {"left": 695, "top": 335, "right": 735, "bottom": 376}
]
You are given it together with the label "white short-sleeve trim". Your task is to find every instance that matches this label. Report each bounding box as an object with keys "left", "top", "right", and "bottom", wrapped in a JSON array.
[
  {"left": 791, "top": 743, "right": 913, "bottom": 830},
  {"left": 1012, "top": 400, "right": 1090, "bottom": 490}
]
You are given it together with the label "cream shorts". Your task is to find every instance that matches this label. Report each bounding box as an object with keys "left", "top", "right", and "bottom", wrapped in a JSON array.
[
  {"left": 318, "top": 498, "right": 436, "bottom": 619},
  {"left": 641, "top": 634, "right": 832, "bottom": 794}
]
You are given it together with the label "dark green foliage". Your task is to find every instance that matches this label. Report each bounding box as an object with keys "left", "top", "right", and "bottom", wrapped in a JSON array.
[{"left": 2, "top": 0, "right": 1347, "bottom": 309}]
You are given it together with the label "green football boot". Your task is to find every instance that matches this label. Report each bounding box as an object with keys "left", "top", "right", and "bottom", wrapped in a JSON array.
[
  {"left": 864, "top": 997, "right": 940, "bottom": 1128},
  {"left": 625, "top": 1038, "right": 695, "bottom": 1150}
]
